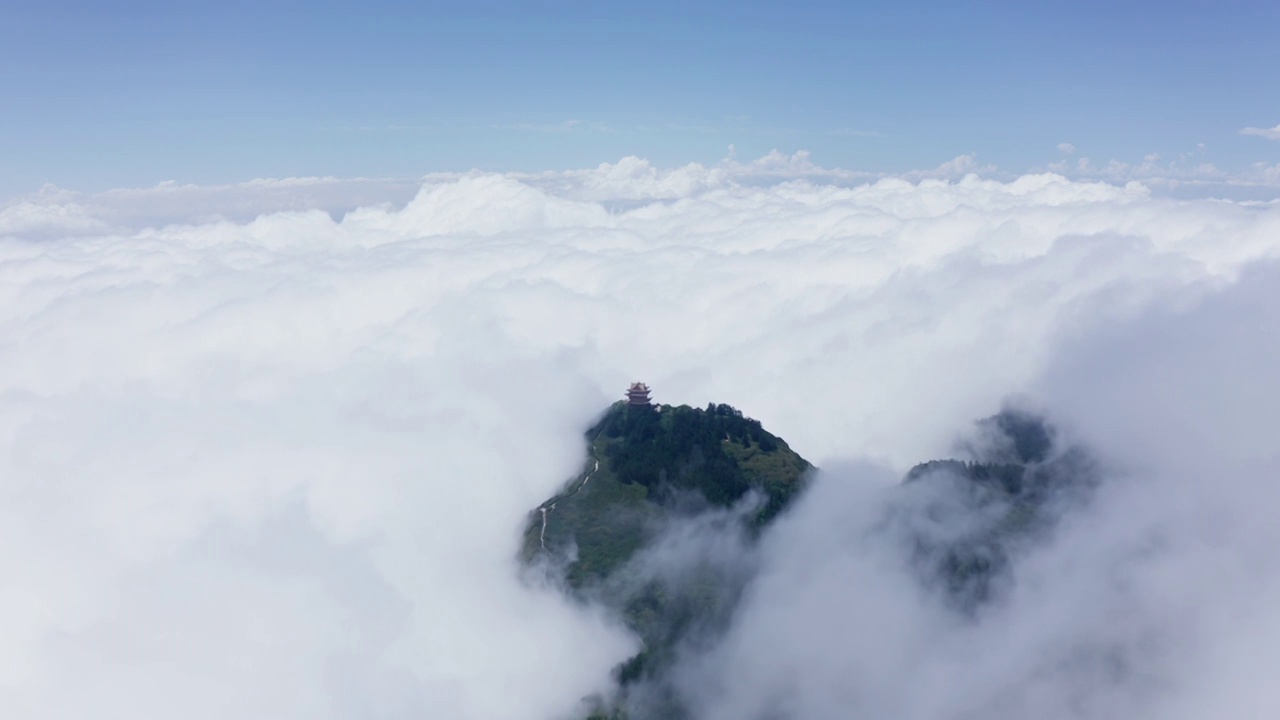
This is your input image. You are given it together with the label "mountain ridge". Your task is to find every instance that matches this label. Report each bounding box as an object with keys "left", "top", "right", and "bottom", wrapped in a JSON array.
[{"left": 522, "top": 395, "right": 1094, "bottom": 720}]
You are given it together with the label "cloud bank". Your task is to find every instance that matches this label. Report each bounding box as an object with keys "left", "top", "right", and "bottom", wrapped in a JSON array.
[
  {"left": 679, "top": 261, "right": 1280, "bottom": 719},
  {"left": 2, "top": 156, "right": 1279, "bottom": 719}
]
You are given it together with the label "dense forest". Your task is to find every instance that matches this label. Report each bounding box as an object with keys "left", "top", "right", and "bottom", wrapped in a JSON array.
[{"left": 594, "top": 402, "right": 806, "bottom": 524}]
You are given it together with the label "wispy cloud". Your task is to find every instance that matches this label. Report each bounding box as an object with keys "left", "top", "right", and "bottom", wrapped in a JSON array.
[
  {"left": 327, "top": 123, "right": 440, "bottom": 133},
  {"left": 1033, "top": 143, "right": 1280, "bottom": 196},
  {"left": 825, "top": 127, "right": 883, "bottom": 138},
  {"left": 900, "top": 153, "right": 997, "bottom": 181},
  {"left": 494, "top": 119, "right": 613, "bottom": 133},
  {"left": 1240, "top": 124, "right": 1280, "bottom": 140},
  {"left": 493, "top": 118, "right": 883, "bottom": 139}
]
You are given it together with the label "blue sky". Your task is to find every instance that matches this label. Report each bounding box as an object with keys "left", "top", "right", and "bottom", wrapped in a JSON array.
[{"left": 2, "top": 0, "right": 1279, "bottom": 195}]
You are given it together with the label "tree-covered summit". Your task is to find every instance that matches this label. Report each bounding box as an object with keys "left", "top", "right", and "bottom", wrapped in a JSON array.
[
  {"left": 592, "top": 401, "right": 809, "bottom": 520},
  {"left": 521, "top": 399, "right": 814, "bottom": 720},
  {"left": 524, "top": 400, "right": 812, "bottom": 585}
]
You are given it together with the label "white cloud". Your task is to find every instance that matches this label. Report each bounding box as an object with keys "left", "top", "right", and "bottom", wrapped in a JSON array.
[
  {"left": 0, "top": 176, "right": 423, "bottom": 238},
  {"left": 3, "top": 155, "right": 1280, "bottom": 718},
  {"left": 1036, "top": 147, "right": 1280, "bottom": 198},
  {"left": 1240, "top": 124, "right": 1280, "bottom": 141},
  {"left": 13, "top": 149, "right": 1280, "bottom": 242},
  {"left": 687, "top": 260, "right": 1280, "bottom": 719},
  {"left": 0, "top": 198, "right": 107, "bottom": 237},
  {"left": 1057, "top": 142, "right": 1077, "bottom": 155},
  {"left": 896, "top": 153, "right": 997, "bottom": 182}
]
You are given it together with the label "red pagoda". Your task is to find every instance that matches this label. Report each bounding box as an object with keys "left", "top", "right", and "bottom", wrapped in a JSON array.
[{"left": 626, "top": 382, "right": 652, "bottom": 406}]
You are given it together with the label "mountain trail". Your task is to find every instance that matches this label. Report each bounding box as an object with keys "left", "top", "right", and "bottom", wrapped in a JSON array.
[{"left": 540, "top": 459, "right": 600, "bottom": 552}]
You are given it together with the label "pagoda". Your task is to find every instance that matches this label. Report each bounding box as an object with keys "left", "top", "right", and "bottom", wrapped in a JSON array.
[{"left": 625, "top": 382, "right": 652, "bottom": 406}]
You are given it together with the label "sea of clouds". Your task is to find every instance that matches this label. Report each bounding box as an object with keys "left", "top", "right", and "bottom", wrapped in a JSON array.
[{"left": 2, "top": 154, "right": 1279, "bottom": 719}]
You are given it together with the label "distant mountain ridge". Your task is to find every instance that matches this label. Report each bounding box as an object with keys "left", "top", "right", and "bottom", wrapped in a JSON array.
[{"left": 901, "top": 408, "right": 1099, "bottom": 611}]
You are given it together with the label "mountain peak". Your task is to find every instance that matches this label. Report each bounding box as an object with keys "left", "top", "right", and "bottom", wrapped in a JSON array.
[
  {"left": 521, "top": 398, "right": 814, "bottom": 718},
  {"left": 524, "top": 399, "right": 812, "bottom": 582}
]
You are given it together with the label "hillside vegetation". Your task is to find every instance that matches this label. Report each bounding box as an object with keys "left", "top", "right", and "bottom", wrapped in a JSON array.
[
  {"left": 522, "top": 401, "right": 813, "bottom": 719},
  {"left": 524, "top": 401, "right": 1096, "bottom": 720},
  {"left": 524, "top": 401, "right": 811, "bottom": 581}
]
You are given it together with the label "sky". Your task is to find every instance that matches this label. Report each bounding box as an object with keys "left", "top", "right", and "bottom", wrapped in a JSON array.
[{"left": 3, "top": 0, "right": 1280, "bottom": 195}]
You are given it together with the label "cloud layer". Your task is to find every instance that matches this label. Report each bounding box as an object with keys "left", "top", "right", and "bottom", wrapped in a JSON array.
[
  {"left": 2, "top": 157, "right": 1279, "bottom": 718},
  {"left": 680, "top": 260, "right": 1280, "bottom": 719}
]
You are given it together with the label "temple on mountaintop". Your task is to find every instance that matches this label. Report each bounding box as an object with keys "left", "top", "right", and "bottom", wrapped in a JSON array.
[{"left": 626, "top": 382, "right": 652, "bottom": 406}]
